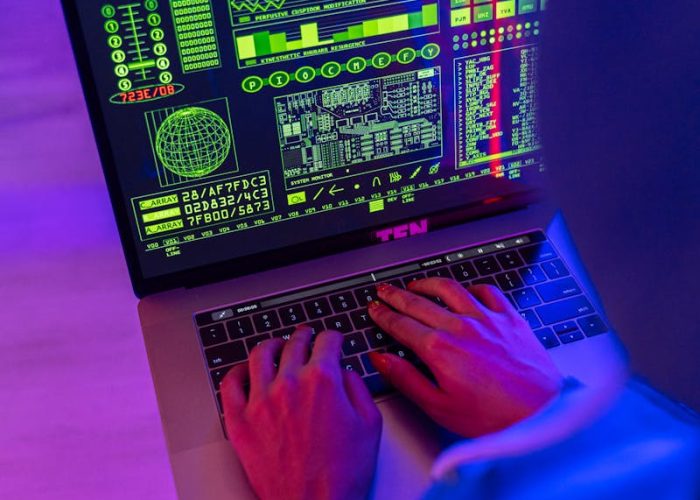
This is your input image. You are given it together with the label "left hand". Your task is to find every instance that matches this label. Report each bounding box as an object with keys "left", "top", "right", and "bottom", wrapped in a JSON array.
[{"left": 221, "top": 327, "right": 382, "bottom": 500}]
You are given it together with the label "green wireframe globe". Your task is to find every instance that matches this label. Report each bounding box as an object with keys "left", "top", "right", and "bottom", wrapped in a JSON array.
[{"left": 155, "top": 107, "right": 231, "bottom": 178}]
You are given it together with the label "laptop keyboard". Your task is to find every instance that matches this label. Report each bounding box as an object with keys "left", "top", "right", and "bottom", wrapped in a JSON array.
[{"left": 194, "top": 231, "right": 609, "bottom": 418}]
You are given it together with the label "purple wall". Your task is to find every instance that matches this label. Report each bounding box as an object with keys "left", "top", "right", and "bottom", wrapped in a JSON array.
[{"left": 0, "top": 3, "right": 176, "bottom": 498}]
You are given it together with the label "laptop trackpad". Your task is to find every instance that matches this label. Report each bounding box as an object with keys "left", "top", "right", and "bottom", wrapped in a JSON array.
[
  {"left": 372, "top": 395, "right": 459, "bottom": 500},
  {"left": 171, "top": 395, "right": 453, "bottom": 500}
]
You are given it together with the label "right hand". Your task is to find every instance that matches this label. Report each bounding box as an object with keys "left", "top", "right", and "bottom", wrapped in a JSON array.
[{"left": 367, "top": 279, "right": 562, "bottom": 437}]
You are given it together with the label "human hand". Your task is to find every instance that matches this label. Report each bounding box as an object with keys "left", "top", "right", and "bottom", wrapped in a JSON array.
[
  {"left": 368, "top": 279, "right": 562, "bottom": 437},
  {"left": 221, "top": 328, "right": 382, "bottom": 500}
]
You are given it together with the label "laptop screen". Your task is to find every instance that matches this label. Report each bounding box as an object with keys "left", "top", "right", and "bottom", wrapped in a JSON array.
[{"left": 64, "top": 0, "right": 546, "bottom": 292}]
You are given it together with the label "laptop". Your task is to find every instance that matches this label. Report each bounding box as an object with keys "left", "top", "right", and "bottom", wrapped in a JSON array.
[{"left": 61, "top": 0, "right": 625, "bottom": 497}]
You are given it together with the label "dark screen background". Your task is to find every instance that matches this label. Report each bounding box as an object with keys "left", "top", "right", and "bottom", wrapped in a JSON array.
[{"left": 70, "top": 0, "right": 546, "bottom": 280}]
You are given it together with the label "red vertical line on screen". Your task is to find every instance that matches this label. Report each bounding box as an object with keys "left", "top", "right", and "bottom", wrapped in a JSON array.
[{"left": 489, "top": 24, "right": 504, "bottom": 177}]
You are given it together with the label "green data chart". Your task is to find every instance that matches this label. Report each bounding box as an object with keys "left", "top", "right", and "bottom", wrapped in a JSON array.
[
  {"left": 233, "top": 2, "right": 440, "bottom": 68},
  {"left": 230, "top": 0, "right": 287, "bottom": 15},
  {"left": 145, "top": 98, "right": 239, "bottom": 188},
  {"left": 454, "top": 45, "right": 541, "bottom": 169},
  {"left": 101, "top": 2, "right": 175, "bottom": 93},
  {"left": 169, "top": 0, "right": 222, "bottom": 73},
  {"left": 275, "top": 67, "right": 443, "bottom": 189},
  {"left": 449, "top": 0, "right": 544, "bottom": 27}
]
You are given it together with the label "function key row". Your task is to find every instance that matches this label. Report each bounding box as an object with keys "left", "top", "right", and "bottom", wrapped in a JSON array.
[{"left": 200, "top": 247, "right": 564, "bottom": 348}]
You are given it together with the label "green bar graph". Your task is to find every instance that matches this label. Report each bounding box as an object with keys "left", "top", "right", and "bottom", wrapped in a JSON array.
[
  {"left": 236, "top": 3, "right": 439, "bottom": 61},
  {"left": 348, "top": 24, "right": 364, "bottom": 40},
  {"left": 253, "top": 31, "right": 271, "bottom": 56},
  {"left": 269, "top": 32, "right": 287, "bottom": 53}
]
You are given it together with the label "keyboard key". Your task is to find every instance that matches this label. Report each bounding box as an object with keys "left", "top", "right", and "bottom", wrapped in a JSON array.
[
  {"left": 354, "top": 286, "right": 378, "bottom": 305},
  {"left": 329, "top": 292, "right": 358, "bottom": 313},
  {"left": 450, "top": 262, "right": 478, "bottom": 281},
  {"left": 520, "top": 310, "right": 542, "bottom": 330},
  {"left": 471, "top": 277, "right": 497, "bottom": 287},
  {"left": 210, "top": 365, "right": 234, "bottom": 391},
  {"left": 341, "top": 356, "right": 364, "bottom": 375},
  {"left": 245, "top": 334, "right": 271, "bottom": 352},
  {"left": 519, "top": 242, "right": 557, "bottom": 264},
  {"left": 342, "top": 332, "right": 369, "bottom": 356},
  {"left": 279, "top": 304, "right": 307, "bottom": 326},
  {"left": 226, "top": 317, "right": 255, "bottom": 339},
  {"left": 578, "top": 315, "right": 608, "bottom": 337},
  {"left": 474, "top": 256, "right": 501, "bottom": 275},
  {"left": 553, "top": 321, "right": 578, "bottom": 335},
  {"left": 559, "top": 330, "right": 585, "bottom": 344},
  {"left": 306, "top": 320, "right": 325, "bottom": 336},
  {"left": 519, "top": 265, "right": 547, "bottom": 285},
  {"left": 361, "top": 353, "right": 378, "bottom": 374},
  {"left": 388, "top": 344, "right": 417, "bottom": 363},
  {"left": 512, "top": 288, "right": 542, "bottom": 309},
  {"left": 496, "top": 251, "right": 524, "bottom": 270},
  {"left": 536, "top": 296, "right": 594, "bottom": 325},
  {"left": 304, "top": 298, "right": 332, "bottom": 319},
  {"left": 363, "top": 374, "right": 393, "bottom": 396},
  {"left": 272, "top": 327, "right": 296, "bottom": 341},
  {"left": 426, "top": 267, "right": 454, "bottom": 279},
  {"left": 205, "top": 341, "right": 247, "bottom": 368},
  {"left": 350, "top": 309, "right": 374, "bottom": 330},
  {"left": 365, "top": 328, "right": 393, "bottom": 349},
  {"left": 533, "top": 328, "right": 560, "bottom": 349},
  {"left": 541, "top": 259, "right": 570, "bottom": 280},
  {"left": 536, "top": 278, "right": 581, "bottom": 302},
  {"left": 252, "top": 311, "right": 280, "bottom": 332},
  {"left": 324, "top": 314, "right": 353, "bottom": 333},
  {"left": 200, "top": 324, "right": 228, "bottom": 347},
  {"left": 495, "top": 271, "right": 524, "bottom": 291},
  {"left": 402, "top": 273, "right": 426, "bottom": 287}
]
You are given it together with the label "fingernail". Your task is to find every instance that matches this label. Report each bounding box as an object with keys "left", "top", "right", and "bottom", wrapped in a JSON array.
[
  {"left": 368, "top": 300, "right": 382, "bottom": 310},
  {"left": 294, "top": 325, "right": 313, "bottom": 335},
  {"left": 368, "top": 351, "right": 390, "bottom": 372},
  {"left": 375, "top": 282, "right": 392, "bottom": 294}
]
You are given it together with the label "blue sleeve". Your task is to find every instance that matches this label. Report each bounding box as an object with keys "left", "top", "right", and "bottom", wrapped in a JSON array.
[{"left": 424, "top": 380, "right": 700, "bottom": 500}]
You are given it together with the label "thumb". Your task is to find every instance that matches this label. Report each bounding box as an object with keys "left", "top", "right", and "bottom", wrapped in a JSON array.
[{"left": 368, "top": 352, "right": 439, "bottom": 409}]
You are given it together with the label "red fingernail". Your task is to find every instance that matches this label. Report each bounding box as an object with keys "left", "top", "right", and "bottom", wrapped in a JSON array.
[
  {"left": 368, "top": 351, "right": 390, "bottom": 372},
  {"left": 375, "top": 282, "right": 392, "bottom": 293},
  {"left": 368, "top": 300, "right": 382, "bottom": 310}
]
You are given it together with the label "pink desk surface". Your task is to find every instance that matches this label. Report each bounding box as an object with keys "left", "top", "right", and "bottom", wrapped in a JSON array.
[{"left": 1, "top": 3, "right": 177, "bottom": 498}]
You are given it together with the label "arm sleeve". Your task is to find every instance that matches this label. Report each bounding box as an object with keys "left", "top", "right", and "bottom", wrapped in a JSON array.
[{"left": 423, "top": 379, "right": 700, "bottom": 500}]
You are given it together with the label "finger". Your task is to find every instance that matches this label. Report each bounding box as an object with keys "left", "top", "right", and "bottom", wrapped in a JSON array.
[
  {"left": 278, "top": 326, "right": 312, "bottom": 376},
  {"left": 309, "top": 330, "right": 344, "bottom": 367},
  {"left": 342, "top": 369, "right": 381, "bottom": 423},
  {"left": 248, "top": 338, "right": 284, "bottom": 401},
  {"left": 468, "top": 284, "right": 513, "bottom": 313},
  {"left": 407, "top": 278, "right": 487, "bottom": 317},
  {"left": 368, "top": 300, "right": 433, "bottom": 355},
  {"left": 220, "top": 363, "right": 249, "bottom": 417},
  {"left": 368, "top": 352, "right": 439, "bottom": 409},
  {"left": 376, "top": 283, "right": 463, "bottom": 331}
]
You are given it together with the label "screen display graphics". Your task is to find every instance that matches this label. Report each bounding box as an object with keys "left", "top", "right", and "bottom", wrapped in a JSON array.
[{"left": 69, "top": 0, "right": 546, "bottom": 280}]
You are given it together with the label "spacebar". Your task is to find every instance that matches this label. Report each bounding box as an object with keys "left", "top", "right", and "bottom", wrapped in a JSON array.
[{"left": 535, "top": 296, "right": 594, "bottom": 325}]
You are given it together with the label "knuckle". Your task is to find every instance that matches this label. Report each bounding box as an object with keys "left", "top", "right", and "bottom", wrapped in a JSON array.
[
  {"left": 271, "top": 375, "right": 298, "bottom": 400},
  {"left": 423, "top": 330, "right": 447, "bottom": 351},
  {"left": 304, "top": 362, "right": 337, "bottom": 385}
]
